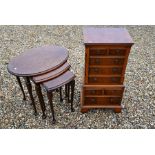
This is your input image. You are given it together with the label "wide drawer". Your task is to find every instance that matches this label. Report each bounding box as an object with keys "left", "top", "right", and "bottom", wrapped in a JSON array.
[
  {"left": 84, "top": 97, "right": 122, "bottom": 106},
  {"left": 82, "top": 85, "right": 124, "bottom": 106},
  {"left": 88, "top": 76, "right": 123, "bottom": 84},
  {"left": 84, "top": 85, "right": 124, "bottom": 96},
  {"left": 89, "top": 48, "right": 126, "bottom": 56},
  {"left": 89, "top": 66, "right": 123, "bottom": 75},
  {"left": 85, "top": 88, "right": 123, "bottom": 96},
  {"left": 89, "top": 57, "right": 125, "bottom": 66}
]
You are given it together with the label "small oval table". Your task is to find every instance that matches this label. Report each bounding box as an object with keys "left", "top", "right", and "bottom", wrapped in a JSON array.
[{"left": 7, "top": 45, "right": 68, "bottom": 116}]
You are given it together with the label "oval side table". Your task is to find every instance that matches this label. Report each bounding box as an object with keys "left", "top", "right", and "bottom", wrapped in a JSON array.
[{"left": 7, "top": 45, "right": 68, "bottom": 115}]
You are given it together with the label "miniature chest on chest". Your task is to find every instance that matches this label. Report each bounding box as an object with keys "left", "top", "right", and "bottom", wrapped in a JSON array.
[{"left": 81, "top": 28, "right": 134, "bottom": 113}]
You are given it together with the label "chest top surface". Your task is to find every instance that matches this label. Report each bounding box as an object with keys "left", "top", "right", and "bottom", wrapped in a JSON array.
[{"left": 83, "top": 28, "right": 134, "bottom": 45}]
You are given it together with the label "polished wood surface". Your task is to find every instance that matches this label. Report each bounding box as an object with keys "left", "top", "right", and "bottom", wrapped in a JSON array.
[
  {"left": 81, "top": 28, "right": 134, "bottom": 112},
  {"left": 88, "top": 76, "right": 123, "bottom": 84},
  {"left": 89, "top": 66, "right": 123, "bottom": 75},
  {"left": 16, "top": 77, "right": 26, "bottom": 100},
  {"left": 89, "top": 48, "right": 126, "bottom": 56},
  {"left": 32, "top": 62, "right": 70, "bottom": 83},
  {"left": 32, "top": 63, "right": 71, "bottom": 119},
  {"left": 42, "top": 71, "right": 75, "bottom": 124},
  {"left": 82, "top": 85, "right": 124, "bottom": 107},
  {"left": 35, "top": 83, "right": 46, "bottom": 119},
  {"left": 83, "top": 28, "right": 134, "bottom": 45},
  {"left": 24, "top": 77, "right": 37, "bottom": 115},
  {"left": 7, "top": 45, "right": 69, "bottom": 117},
  {"left": 43, "top": 71, "right": 75, "bottom": 91},
  {"left": 89, "top": 57, "right": 125, "bottom": 66},
  {"left": 7, "top": 45, "right": 68, "bottom": 76}
]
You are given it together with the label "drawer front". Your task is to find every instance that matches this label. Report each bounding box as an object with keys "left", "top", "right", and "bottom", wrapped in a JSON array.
[
  {"left": 89, "top": 67, "right": 123, "bottom": 75},
  {"left": 88, "top": 77, "right": 123, "bottom": 84},
  {"left": 85, "top": 88, "right": 123, "bottom": 96},
  {"left": 84, "top": 97, "right": 121, "bottom": 106},
  {"left": 89, "top": 48, "right": 126, "bottom": 56},
  {"left": 109, "top": 49, "right": 126, "bottom": 56},
  {"left": 89, "top": 49, "right": 108, "bottom": 56},
  {"left": 89, "top": 58, "right": 124, "bottom": 66},
  {"left": 104, "top": 89, "right": 123, "bottom": 95},
  {"left": 85, "top": 89, "right": 105, "bottom": 96}
]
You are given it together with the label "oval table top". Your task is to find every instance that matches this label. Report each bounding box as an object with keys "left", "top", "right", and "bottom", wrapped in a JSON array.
[{"left": 7, "top": 45, "right": 68, "bottom": 77}]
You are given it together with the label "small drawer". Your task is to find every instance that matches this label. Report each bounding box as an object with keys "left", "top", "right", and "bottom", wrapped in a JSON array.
[
  {"left": 89, "top": 49, "right": 108, "bottom": 56},
  {"left": 104, "top": 89, "right": 123, "bottom": 96},
  {"left": 89, "top": 58, "right": 124, "bottom": 66},
  {"left": 88, "top": 77, "right": 122, "bottom": 84},
  {"left": 89, "top": 67, "right": 123, "bottom": 75},
  {"left": 84, "top": 97, "right": 121, "bottom": 106},
  {"left": 109, "top": 97, "right": 122, "bottom": 104},
  {"left": 109, "top": 49, "right": 126, "bottom": 56},
  {"left": 85, "top": 89, "right": 105, "bottom": 95}
]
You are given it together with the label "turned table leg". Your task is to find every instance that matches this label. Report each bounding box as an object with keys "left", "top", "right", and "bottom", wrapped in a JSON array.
[
  {"left": 47, "top": 91, "right": 56, "bottom": 124},
  {"left": 70, "top": 80, "right": 75, "bottom": 112},
  {"left": 59, "top": 87, "right": 63, "bottom": 102},
  {"left": 65, "top": 84, "right": 68, "bottom": 98},
  {"left": 25, "top": 77, "right": 37, "bottom": 115},
  {"left": 35, "top": 84, "right": 46, "bottom": 119},
  {"left": 16, "top": 76, "right": 26, "bottom": 100},
  {"left": 67, "top": 83, "right": 70, "bottom": 103}
]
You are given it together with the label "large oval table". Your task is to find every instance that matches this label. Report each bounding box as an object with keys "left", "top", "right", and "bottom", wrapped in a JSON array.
[{"left": 7, "top": 45, "right": 68, "bottom": 116}]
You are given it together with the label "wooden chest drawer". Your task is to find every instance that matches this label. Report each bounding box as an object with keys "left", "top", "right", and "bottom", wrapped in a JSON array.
[
  {"left": 89, "top": 57, "right": 125, "bottom": 66},
  {"left": 89, "top": 66, "right": 123, "bottom": 75},
  {"left": 88, "top": 76, "right": 123, "bottom": 84},
  {"left": 104, "top": 89, "right": 123, "bottom": 95},
  {"left": 84, "top": 85, "right": 124, "bottom": 96},
  {"left": 84, "top": 97, "right": 122, "bottom": 106},
  {"left": 85, "top": 88, "right": 123, "bottom": 96},
  {"left": 109, "top": 49, "right": 126, "bottom": 56},
  {"left": 89, "top": 49, "right": 108, "bottom": 56},
  {"left": 89, "top": 48, "right": 126, "bottom": 56}
]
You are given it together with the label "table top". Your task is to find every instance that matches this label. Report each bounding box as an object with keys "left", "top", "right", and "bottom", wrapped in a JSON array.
[
  {"left": 83, "top": 28, "right": 134, "bottom": 45},
  {"left": 7, "top": 45, "right": 68, "bottom": 76},
  {"left": 43, "top": 71, "right": 75, "bottom": 91},
  {"left": 32, "top": 62, "right": 70, "bottom": 83}
]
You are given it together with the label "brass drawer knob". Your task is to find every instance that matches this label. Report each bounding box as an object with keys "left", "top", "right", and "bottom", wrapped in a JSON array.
[
  {"left": 111, "top": 90, "right": 116, "bottom": 94},
  {"left": 111, "top": 77, "right": 118, "bottom": 82},
  {"left": 95, "top": 59, "right": 100, "bottom": 64},
  {"left": 90, "top": 90, "right": 96, "bottom": 94},
  {"left": 90, "top": 98, "right": 96, "bottom": 103},
  {"left": 114, "top": 59, "right": 119, "bottom": 64},
  {"left": 110, "top": 98, "right": 115, "bottom": 103},
  {"left": 102, "top": 90, "right": 104, "bottom": 95},
  {"left": 102, "top": 51, "right": 106, "bottom": 55},
  {"left": 94, "top": 68, "right": 99, "bottom": 73},
  {"left": 93, "top": 77, "right": 97, "bottom": 82},
  {"left": 112, "top": 68, "right": 119, "bottom": 73},
  {"left": 116, "top": 49, "right": 120, "bottom": 54},
  {"left": 96, "top": 50, "right": 100, "bottom": 55}
]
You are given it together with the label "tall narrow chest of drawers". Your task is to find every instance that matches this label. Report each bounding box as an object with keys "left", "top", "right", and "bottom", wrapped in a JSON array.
[{"left": 81, "top": 28, "right": 134, "bottom": 113}]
